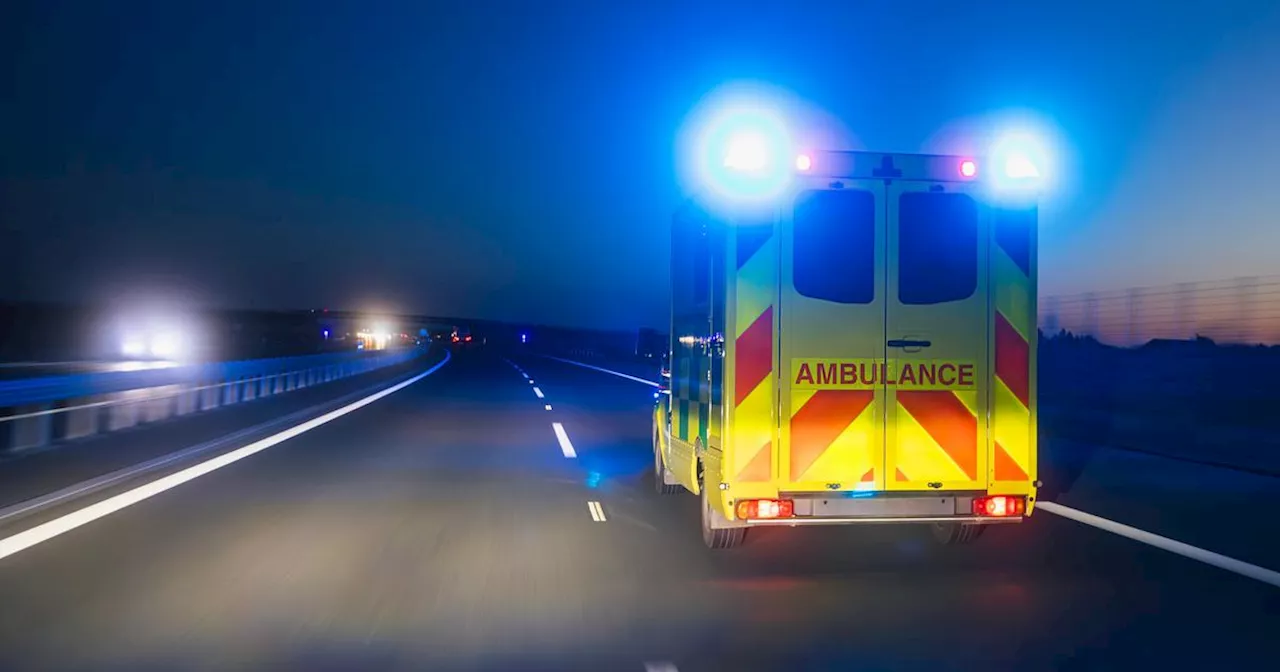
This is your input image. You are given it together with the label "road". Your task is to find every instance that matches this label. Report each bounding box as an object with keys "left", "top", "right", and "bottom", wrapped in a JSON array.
[{"left": 0, "top": 351, "right": 1276, "bottom": 670}]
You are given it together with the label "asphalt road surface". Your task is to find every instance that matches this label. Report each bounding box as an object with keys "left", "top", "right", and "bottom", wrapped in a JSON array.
[{"left": 0, "top": 351, "right": 1276, "bottom": 671}]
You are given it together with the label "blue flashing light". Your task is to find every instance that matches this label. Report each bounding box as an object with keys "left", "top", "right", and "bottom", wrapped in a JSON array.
[
  {"left": 586, "top": 471, "right": 603, "bottom": 489},
  {"left": 696, "top": 105, "right": 794, "bottom": 205},
  {"left": 723, "top": 132, "right": 769, "bottom": 171},
  {"left": 988, "top": 130, "right": 1052, "bottom": 197},
  {"left": 1003, "top": 153, "right": 1040, "bottom": 179}
]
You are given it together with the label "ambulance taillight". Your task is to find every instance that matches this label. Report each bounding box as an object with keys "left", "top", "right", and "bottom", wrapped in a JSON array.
[
  {"left": 972, "top": 496, "right": 1025, "bottom": 517},
  {"left": 736, "top": 499, "right": 795, "bottom": 519}
]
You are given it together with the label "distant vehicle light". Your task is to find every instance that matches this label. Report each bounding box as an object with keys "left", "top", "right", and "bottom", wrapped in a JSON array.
[
  {"left": 972, "top": 495, "right": 1024, "bottom": 517},
  {"left": 464, "top": 335, "right": 472, "bottom": 342},
  {"left": 723, "top": 133, "right": 769, "bottom": 171},
  {"left": 795, "top": 154, "right": 812, "bottom": 171},
  {"left": 121, "top": 339, "right": 146, "bottom": 357},
  {"left": 735, "top": 498, "right": 794, "bottom": 519},
  {"left": 959, "top": 159, "right": 978, "bottom": 178},
  {"left": 149, "top": 332, "right": 181, "bottom": 359}
]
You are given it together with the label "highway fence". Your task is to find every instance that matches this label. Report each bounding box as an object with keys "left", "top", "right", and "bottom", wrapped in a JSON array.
[
  {"left": 0, "top": 346, "right": 430, "bottom": 453},
  {"left": 1041, "top": 275, "right": 1280, "bottom": 347}
]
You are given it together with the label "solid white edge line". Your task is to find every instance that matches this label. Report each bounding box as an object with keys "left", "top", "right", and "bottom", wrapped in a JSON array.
[
  {"left": 551, "top": 422, "right": 577, "bottom": 458},
  {"left": 533, "top": 386, "right": 544, "bottom": 398},
  {"left": 543, "top": 355, "right": 661, "bottom": 388},
  {"left": 1037, "top": 501, "right": 1280, "bottom": 588},
  {"left": 0, "top": 350, "right": 453, "bottom": 563}
]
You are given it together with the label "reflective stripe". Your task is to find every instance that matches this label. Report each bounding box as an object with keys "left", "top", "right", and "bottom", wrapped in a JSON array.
[
  {"left": 734, "top": 308, "right": 773, "bottom": 406},
  {"left": 991, "top": 217, "right": 1036, "bottom": 483},
  {"left": 732, "top": 228, "right": 775, "bottom": 482},
  {"left": 788, "top": 389, "right": 873, "bottom": 481},
  {"left": 896, "top": 391, "right": 979, "bottom": 481}
]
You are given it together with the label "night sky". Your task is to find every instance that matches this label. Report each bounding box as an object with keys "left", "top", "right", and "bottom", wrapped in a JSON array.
[{"left": 3, "top": 1, "right": 1279, "bottom": 330}]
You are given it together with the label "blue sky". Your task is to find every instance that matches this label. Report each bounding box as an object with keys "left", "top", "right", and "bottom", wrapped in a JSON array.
[{"left": 2, "top": 0, "right": 1278, "bottom": 329}]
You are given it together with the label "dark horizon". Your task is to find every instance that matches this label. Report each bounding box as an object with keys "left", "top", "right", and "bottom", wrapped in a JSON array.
[{"left": 4, "top": 1, "right": 1280, "bottom": 330}]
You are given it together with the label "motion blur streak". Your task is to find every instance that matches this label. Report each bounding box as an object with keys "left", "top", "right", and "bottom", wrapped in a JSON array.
[
  {"left": 0, "top": 351, "right": 451, "bottom": 562},
  {"left": 1037, "top": 501, "right": 1280, "bottom": 587}
]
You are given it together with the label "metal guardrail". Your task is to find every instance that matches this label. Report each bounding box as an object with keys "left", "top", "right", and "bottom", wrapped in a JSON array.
[{"left": 0, "top": 347, "right": 429, "bottom": 453}]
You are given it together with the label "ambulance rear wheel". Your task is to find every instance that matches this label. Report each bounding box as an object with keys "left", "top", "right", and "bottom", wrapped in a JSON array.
[
  {"left": 701, "top": 480, "right": 746, "bottom": 549},
  {"left": 931, "top": 522, "right": 986, "bottom": 545},
  {"left": 653, "top": 429, "right": 681, "bottom": 495}
]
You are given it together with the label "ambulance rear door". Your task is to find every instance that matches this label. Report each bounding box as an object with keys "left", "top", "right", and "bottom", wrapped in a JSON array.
[
  {"left": 777, "top": 181, "right": 887, "bottom": 493},
  {"left": 884, "top": 181, "right": 990, "bottom": 492}
]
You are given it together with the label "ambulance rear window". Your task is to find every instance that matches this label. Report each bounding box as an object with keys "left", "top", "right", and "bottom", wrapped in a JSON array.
[
  {"left": 792, "top": 189, "right": 876, "bottom": 304},
  {"left": 898, "top": 192, "right": 978, "bottom": 305}
]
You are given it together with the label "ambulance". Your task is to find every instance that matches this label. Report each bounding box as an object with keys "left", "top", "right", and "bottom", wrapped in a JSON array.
[{"left": 653, "top": 148, "right": 1040, "bottom": 548}]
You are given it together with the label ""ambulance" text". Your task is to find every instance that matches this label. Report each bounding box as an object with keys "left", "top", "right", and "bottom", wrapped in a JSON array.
[{"left": 791, "top": 359, "right": 976, "bottom": 390}]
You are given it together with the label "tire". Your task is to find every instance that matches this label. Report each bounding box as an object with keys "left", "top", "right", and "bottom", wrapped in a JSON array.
[
  {"left": 653, "top": 430, "right": 682, "bottom": 495},
  {"left": 701, "top": 476, "right": 746, "bottom": 549},
  {"left": 931, "top": 522, "right": 986, "bottom": 545}
]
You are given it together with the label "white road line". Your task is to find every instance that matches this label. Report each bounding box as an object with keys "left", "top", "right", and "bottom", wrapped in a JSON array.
[
  {"left": 544, "top": 404, "right": 552, "bottom": 411},
  {"left": 533, "top": 386, "right": 544, "bottom": 398},
  {"left": 551, "top": 422, "right": 577, "bottom": 458},
  {"left": 521, "top": 372, "right": 529, "bottom": 379},
  {"left": 1038, "top": 501, "right": 1280, "bottom": 588},
  {"left": 0, "top": 351, "right": 452, "bottom": 563},
  {"left": 544, "top": 355, "right": 661, "bottom": 388},
  {"left": 587, "top": 501, "right": 607, "bottom": 522},
  {"left": 644, "top": 663, "right": 679, "bottom": 672}
]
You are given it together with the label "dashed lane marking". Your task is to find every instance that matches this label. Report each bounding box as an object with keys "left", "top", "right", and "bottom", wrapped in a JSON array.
[
  {"left": 587, "top": 501, "right": 607, "bottom": 522},
  {"left": 552, "top": 422, "right": 577, "bottom": 458}
]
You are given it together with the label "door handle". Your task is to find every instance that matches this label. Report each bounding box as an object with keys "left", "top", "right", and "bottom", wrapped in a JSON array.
[{"left": 887, "top": 339, "right": 932, "bottom": 349}]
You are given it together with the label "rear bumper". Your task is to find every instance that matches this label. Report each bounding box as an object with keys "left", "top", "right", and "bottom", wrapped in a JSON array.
[
  {"left": 729, "top": 492, "right": 1030, "bottom": 525},
  {"left": 744, "top": 515, "right": 1024, "bottom": 526}
]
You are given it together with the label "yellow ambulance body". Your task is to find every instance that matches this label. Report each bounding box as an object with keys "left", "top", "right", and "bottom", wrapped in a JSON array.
[{"left": 653, "top": 150, "right": 1039, "bottom": 548}]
